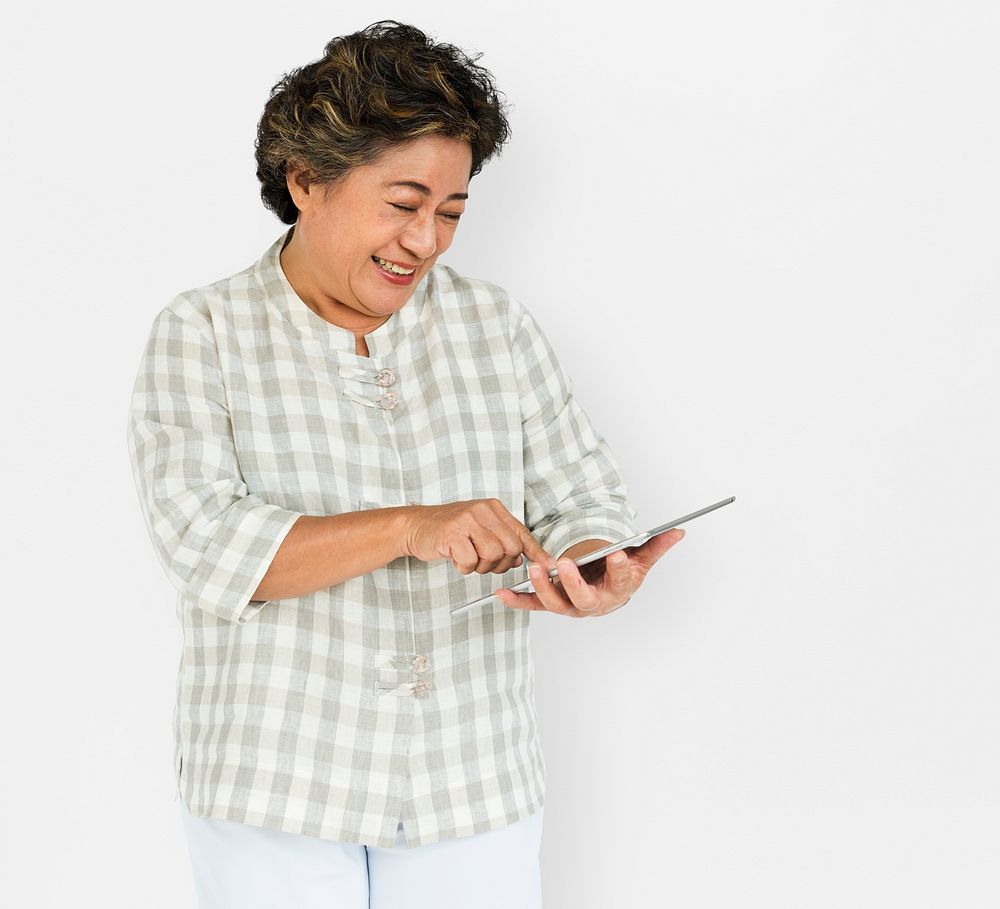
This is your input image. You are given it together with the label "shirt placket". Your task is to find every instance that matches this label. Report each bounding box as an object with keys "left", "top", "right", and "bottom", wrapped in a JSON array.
[
  {"left": 338, "top": 363, "right": 400, "bottom": 410},
  {"left": 342, "top": 361, "right": 432, "bottom": 702}
]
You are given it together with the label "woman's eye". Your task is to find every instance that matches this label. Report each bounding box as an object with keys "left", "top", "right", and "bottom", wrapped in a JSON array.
[{"left": 389, "top": 203, "right": 462, "bottom": 222}]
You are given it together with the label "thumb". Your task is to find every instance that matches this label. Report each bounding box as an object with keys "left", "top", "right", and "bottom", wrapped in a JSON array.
[{"left": 633, "top": 528, "right": 686, "bottom": 568}]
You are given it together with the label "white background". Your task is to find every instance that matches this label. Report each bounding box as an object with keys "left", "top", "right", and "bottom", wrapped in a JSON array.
[{"left": 1, "top": 2, "right": 997, "bottom": 906}]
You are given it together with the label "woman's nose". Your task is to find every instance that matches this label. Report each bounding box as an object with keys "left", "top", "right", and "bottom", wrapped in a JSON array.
[{"left": 400, "top": 214, "right": 438, "bottom": 260}]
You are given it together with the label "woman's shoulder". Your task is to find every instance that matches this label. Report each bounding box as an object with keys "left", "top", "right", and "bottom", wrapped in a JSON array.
[
  {"left": 148, "top": 259, "right": 259, "bottom": 340},
  {"left": 428, "top": 262, "right": 527, "bottom": 329}
]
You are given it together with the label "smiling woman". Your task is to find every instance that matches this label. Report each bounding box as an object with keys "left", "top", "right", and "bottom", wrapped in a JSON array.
[
  {"left": 251, "top": 21, "right": 507, "bottom": 355},
  {"left": 127, "top": 18, "right": 665, "bottom": 909},
  {"left": 277, "top": 133, "right": 473, "bottom": 348}
]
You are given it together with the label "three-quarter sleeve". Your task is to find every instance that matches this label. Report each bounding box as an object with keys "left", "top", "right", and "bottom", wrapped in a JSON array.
[
  {"left": 510, "top": 298, "right": 640, "bottom": 560},
  {"left": 126, "top": 298, "right": 302, "bottom": 625}
]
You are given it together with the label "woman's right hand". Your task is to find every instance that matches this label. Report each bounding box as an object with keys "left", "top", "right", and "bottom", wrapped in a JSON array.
[{"left": 400, "top": 499, "right": 558, "bottom": 576}]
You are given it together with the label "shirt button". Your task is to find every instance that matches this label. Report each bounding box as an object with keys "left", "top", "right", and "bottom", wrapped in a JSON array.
[
  {"left": 411, "top": 655, "right": 429, "bottom": 673},
  {"left": 375, "top": 368, "right": 395, "bottom": 387},
  {"left": 378, "top": 390, "right": 399, "bottom": 410},
  {"left": 413, "top": 680, "right": 432, "bottom": 698}
]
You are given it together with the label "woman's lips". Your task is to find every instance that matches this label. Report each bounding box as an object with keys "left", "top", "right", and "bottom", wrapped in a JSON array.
[
  {"left": 374, "top": 255, "right": 419, "bottom": 269},
  {"left": 372, "top": 256, "right": 415, "bottom": 285}
]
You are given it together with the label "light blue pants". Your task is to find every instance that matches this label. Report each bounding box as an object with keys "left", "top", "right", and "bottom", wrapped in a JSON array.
[{"left": 178, "top": 799, "right": 544, "bottom": 909}]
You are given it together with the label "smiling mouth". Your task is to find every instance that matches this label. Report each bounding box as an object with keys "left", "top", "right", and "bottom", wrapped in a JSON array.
[{"left": 372, "top": 255, "right": 417, "bottom": 276}]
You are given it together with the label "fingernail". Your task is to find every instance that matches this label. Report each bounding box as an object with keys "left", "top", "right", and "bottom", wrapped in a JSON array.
[{"left": 610, "top": 553, "right": 626, "bottom": 564}]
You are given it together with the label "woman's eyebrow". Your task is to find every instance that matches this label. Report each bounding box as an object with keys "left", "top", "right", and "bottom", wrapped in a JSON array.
[{"left": 384, "top": 180, "right": 468, "bottom": 201}]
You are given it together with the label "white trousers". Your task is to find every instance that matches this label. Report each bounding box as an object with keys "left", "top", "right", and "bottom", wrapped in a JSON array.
[{"left": 178, "top": 799, "right": 544, "bottom": 909}]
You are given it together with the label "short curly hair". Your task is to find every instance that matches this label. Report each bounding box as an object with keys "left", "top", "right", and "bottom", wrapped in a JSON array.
[{"left": 254, "top": 20, "right": 512, "bottom": 224}]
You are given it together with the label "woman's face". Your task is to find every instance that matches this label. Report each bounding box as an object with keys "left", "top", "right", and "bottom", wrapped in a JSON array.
[{"left": 282, "top": 134, "right": 472, "bottom": 329}]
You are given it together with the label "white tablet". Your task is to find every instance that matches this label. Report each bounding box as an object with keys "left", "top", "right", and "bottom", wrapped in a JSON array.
[{"left": 450, "top": 495, "right": 736, "bottom": 615}]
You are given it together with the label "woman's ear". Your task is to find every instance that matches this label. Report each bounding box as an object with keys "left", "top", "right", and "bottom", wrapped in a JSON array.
[{"left": 285, "top": 162, "right": 317, "bottom": 209}]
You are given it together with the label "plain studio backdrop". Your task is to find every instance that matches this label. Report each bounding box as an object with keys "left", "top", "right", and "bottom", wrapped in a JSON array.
[{"left": 1, "top": 2, "right": 996, "bottom": 907}]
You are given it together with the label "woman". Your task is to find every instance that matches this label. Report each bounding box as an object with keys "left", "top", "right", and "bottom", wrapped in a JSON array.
[{"left": 127, "top": 20, "right": 684, "bottom": 909}]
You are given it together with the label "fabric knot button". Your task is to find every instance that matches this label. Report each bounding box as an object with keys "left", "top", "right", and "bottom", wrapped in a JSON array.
[
  {"left": 412, "top": 680, "right": 432, "bottom": 698},
  {"left": 378, "top": 390, "right": 399, "bottom": 410},
  {"left": 375, "top": 368, "right": 395, "bottom": 387},
  {"left": 411, "top": 655, "right": 430, "bottom": 673}
]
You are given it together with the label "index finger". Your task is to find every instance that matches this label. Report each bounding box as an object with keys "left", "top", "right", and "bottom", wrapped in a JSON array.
[
  {"left": 515, "top": 525, "right": 557, "bottom": 570},
  {"left": 489, "top": 501, "right": 557, "bottom": 569}
]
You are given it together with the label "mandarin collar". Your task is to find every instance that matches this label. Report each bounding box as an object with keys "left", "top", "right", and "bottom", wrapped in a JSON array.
[{"left": 252, "top": 225, "right": 429, "bottom": 359}]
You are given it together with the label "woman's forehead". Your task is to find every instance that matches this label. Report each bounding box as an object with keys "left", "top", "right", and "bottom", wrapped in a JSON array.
[{"left": 354, "top": 137, "right": 473, "bottom": 190}]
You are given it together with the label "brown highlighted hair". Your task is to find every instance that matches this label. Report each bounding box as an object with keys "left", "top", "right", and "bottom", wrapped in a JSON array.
[{"left": 255, "top": 20, "right": 512, "bottom": 224}]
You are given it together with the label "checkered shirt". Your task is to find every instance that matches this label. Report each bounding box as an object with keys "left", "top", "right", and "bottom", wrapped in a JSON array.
[{"left": 126, "top": 226, "right": 639, "bottom": 847}]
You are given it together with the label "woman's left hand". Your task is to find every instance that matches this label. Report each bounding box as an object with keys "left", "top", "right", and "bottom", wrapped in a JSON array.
[{"left": 493, "top": 528, "right": 686, "bottom": 618}]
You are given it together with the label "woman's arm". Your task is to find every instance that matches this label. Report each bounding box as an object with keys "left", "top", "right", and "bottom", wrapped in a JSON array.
[
  {"left": 509, "top": 297, "right": 640, "bottom": 559},
  {"left": 255, "top": 501, "right": 560, "bottom": 602},
  {"left": 127, "top": 300, "right": 303, "bottom": 625},
  {"left": 250, "top": 508, "right": 410, "bottom": 602},
  {"left": 557, "top": 538, "right": 612, "bottom": 562}
]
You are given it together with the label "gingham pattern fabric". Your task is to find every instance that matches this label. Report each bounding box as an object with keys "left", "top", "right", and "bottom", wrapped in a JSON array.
[{"left": 126, "top": 225, "right": 640, "bottom": 848}]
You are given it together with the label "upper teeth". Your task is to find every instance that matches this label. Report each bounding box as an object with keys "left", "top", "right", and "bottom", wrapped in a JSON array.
[{"left": 375, "top": 256, "right": 415, "bottom": 275}]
